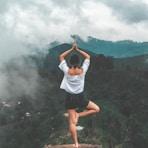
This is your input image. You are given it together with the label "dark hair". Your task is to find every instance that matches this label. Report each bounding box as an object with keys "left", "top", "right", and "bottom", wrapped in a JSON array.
[{"left": 70, "top": 54, "right": 79, "bottom": 68}]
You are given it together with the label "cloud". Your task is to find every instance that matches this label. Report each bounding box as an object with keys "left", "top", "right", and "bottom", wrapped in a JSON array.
[
  {"left": 99, "top": 0, "right": 148, "bottom": 23},
  {"left": 0, "top": 0, "right": 148, "bottom": 63},
  {"left": 51, "top": 0, "right": 80, "bottom": 8},
  {"left": 0, "top": 0, "right": 147, "bottom": 110},
  {"left": 0, "top": 57, "right": 40, "bottom": 100},
  {"left": 0, "top": 29, "right": 28, "bottom": 62}
]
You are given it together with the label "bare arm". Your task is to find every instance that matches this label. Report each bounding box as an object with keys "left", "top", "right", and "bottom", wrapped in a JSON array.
[
  {"left": 59, "top": 41, "right": 76, "bottom": 62},
  {"left": 76, "top": 48, "right": 90, "bottom": 60},
  {"left": 59, "top": 48, "right": 73, "bottom": 62}
]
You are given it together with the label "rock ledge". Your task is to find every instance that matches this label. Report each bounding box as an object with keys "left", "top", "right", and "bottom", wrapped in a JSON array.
[{"left": 45, "top": 144, "right": 102, "bottom": 148}]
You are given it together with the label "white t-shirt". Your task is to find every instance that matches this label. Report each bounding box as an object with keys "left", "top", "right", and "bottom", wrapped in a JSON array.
[{"left": 59, "top": 59, "right": 90, "bottom": 94}]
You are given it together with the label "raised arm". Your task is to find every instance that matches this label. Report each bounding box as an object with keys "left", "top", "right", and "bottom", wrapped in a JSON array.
[
  {"left": 76, "top": 47, "right": 90, "bottom": 60},
  {"left": 59, "top": 41, "right": 76, "bottom": 62}
]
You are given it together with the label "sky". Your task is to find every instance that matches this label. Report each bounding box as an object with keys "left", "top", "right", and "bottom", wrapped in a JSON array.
[{"left": 0, "top": 0, "right": 148, "bottom": 61}]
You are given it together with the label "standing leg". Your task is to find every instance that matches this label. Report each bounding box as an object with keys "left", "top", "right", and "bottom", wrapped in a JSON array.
[
  {"left": 67, "top": 109, "right": 79, "bottom": 148},
  {"left": 79, "top": 101, "right": 100, "bottom": 117}
]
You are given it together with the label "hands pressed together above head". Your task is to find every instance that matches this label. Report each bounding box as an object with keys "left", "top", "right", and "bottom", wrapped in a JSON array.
[
  {"left": 59, "top": 40, "right": 90, "bottom": 62},
  {"left": 72, "top": 40, "right": 77, "bottom": 50}
]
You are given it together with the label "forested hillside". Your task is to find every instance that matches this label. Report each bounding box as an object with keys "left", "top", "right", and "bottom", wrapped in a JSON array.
[
  {"left": 0, "top": 45, "right": 148, "bottom": 148},
  {"left": 71, "top": 35, "right": 148, "bottom": 58},
  {"left": 48, "top": 35, "right": 148, "bottom": 58}
]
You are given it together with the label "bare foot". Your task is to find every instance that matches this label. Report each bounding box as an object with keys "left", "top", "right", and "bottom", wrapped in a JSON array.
[{"left": 73, "top": 143, "right": 79, "bottom": 148}]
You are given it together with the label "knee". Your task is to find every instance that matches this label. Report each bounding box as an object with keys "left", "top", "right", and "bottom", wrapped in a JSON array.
[
  {"left": 95, "top": 106, "right": 100, "bottom": 113},
  {"left": 69, "top": 120, "right": 77, "bottom": 126}
]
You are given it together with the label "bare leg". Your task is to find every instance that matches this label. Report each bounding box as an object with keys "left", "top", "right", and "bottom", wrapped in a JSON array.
[
  {"left": 64, "top": 101, "right": 99, "bottom": 118},
  {"left": 68, "top": 109, "right": 79, "bottom": 148},
  {"left": 79, "top": 101, "right": 100, "bottom": 117},
  {"left": 66, "top": 102, "right": 99, "bottom": 147}
]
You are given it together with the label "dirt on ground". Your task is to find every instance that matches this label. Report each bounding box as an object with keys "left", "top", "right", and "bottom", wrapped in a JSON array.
[{"left": 44, "top": 144, "right": 102, "bottom": 148}]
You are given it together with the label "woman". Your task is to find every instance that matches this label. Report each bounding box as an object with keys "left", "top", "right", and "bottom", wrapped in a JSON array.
[{"left": 59, "top": 40, "right": 100, "bottom": 148}]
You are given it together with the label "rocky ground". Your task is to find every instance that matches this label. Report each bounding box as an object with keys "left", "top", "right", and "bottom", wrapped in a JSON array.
[{"left": 44, "top": 144, "right": 102, "bottom": 148}]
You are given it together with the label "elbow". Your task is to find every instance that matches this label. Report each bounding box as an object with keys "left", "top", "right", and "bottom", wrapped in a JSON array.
[
  {"left": 86, "top": 55, "right": 90, "bottom": 60},
  {"left": 59, "top": 55, "right": 64, "bottom": 61}
]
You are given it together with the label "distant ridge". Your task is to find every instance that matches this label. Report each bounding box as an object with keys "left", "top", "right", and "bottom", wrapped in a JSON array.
[
  {"left": 38, "top": 43, "right": 148, "bottom": 70},
  {"left": 49, "top": 35, "right": 148, "bottom": 58},
  {"left": 72, "top": 35, "right": 148, "bottom": 58}
]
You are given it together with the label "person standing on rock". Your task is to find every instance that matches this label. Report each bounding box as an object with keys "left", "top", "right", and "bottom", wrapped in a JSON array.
[{"left": 59, "top": 40, "right": 100, "bottom": 148}]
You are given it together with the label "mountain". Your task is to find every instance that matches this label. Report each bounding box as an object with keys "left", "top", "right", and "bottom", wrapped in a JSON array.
[
  {"left": 70, "top": 35, "right": 148, "bottom": 58},
  {"left": 36, "top": 43, "right": 148, "bottom": 71},
  {"left": 41, "top": 43, "right": 96, "bottom": 70},
  {"left": 47, "top": 35, "right": 148, "bottom": 58}
]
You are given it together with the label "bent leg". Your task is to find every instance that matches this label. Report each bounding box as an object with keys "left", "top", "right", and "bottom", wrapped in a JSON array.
[
  {"left": 79, "top": 101, "right": 100, "bottom": 118},
  {"left": 68, "top": 109, "right": 79, "bottom": 148}
]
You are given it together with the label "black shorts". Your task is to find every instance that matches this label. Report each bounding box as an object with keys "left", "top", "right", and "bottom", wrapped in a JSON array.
[{"left": 65, "top": 92, "right": 89, "bottom": 109}]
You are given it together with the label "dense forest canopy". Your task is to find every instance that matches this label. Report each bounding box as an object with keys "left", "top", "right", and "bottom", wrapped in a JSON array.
[{"left": 0, "top": 43, "right": 148, "bottom": 148}]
